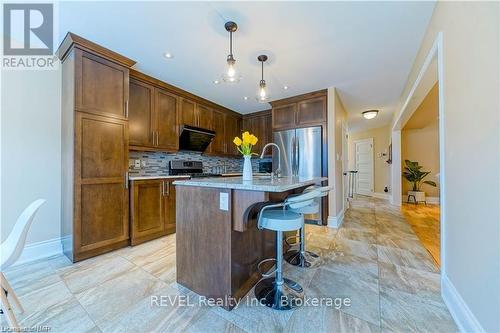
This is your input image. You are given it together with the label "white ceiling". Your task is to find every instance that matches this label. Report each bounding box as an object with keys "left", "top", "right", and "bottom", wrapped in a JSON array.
[{"left": 59, "top": 1, "right": 435, "bottom": 132}]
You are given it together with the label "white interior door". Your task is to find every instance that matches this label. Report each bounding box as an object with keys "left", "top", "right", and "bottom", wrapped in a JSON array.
[{"left": 355, "top": 138, "right": 374, "bottom": 196}]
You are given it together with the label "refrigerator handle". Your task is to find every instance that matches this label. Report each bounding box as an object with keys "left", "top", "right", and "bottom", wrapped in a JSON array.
[
  {"left": 292, "top": 136, "right": 297, "bottom": 176},
  {"left": 295, "top": 136, "right": 300, "bottom": 176}
]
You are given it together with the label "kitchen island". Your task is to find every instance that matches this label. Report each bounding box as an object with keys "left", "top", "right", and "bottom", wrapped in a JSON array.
[{"left": 173, "top": 176, "right": 327, "bottom": 310}]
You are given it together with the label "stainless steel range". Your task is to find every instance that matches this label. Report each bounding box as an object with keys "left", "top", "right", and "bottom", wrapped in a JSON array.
[{"left": 169, "top": 160, "right": 222, "bottom": 178}]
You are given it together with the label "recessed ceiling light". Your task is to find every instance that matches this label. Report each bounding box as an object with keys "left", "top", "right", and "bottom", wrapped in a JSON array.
[
  {"left": 283, "top": 85, "right": 289, "bottom": 90},
  {"left": 362, "top": 110, "right": 379, "bottom": 120},
  {"left": 163, "top": 52, "right": 174, "bottom": 59},
  {"left": 243, "top": 96, "right": 248, "bottom": 100},
  {"left": 213, "top": 80, "right": 220, "bottom": 84}
]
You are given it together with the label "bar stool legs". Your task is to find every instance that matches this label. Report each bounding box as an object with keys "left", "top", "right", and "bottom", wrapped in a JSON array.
[
  {"left": 284, "top": 227, "right": 320, "bottom": 268},
  {"left": 255, "top": 231, "right": 304, "bottom": 310}
]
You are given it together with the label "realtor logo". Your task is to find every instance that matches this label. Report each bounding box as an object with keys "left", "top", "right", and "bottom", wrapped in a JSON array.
[
  {"left": 2, "top": 3, "right": 57, "bottom": 69},
  {"left": 3, "top": 3, "right": 53, "bottom": 55}
]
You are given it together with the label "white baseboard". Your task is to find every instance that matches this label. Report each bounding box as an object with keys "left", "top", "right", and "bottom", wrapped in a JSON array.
[
  {"left": 328, "top": 208, "right": 345, "bottom": 228},
  {"left": 13, "top": 237, "right": 62, "bottom": 267},
  {"left": 441, "top": 273, "right": 484, "bottom": 333},
  {"left": 401, "top": 195, "right": 440, "bottom": 204},
  {"left": 371, "top": 192, "right": 390, "bottom": 200}
]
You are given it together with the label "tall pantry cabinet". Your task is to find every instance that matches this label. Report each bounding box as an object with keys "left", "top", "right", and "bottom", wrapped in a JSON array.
[{"left": 58, "top": 33, "right": 136, "bottom": 262}]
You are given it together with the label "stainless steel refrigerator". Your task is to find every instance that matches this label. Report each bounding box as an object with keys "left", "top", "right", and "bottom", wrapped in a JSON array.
[{"left": 273, "top": 126, "right": 324, "bottom": 224}]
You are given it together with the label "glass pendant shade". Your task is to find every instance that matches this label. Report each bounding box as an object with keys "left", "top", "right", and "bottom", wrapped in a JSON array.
[
  {"left": 222, "top": 56, "right": 240, "bottom": 83},
  {"left": 256, "top": 80, "right": 269, "bottom": 102}
]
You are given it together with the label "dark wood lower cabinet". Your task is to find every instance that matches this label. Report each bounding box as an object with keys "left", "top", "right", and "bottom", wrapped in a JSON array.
[{"left": 130, "top": 179, "right": 176, "bottom": 245}]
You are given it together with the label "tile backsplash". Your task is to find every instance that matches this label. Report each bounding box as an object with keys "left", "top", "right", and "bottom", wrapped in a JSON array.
[{"left": 129, "top": 151, "right": 272, "bottom": 177}]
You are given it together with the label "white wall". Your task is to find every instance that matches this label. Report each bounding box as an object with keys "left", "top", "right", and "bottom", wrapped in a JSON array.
[
  {"left": 327, "top": 87, "right": 348, "bottom": 227},
  {"left": 1, "top": 69, "right": 62, "bottom": 247},
  {"left": 394, "top": 2, "right": 500, "bottom": 331}
]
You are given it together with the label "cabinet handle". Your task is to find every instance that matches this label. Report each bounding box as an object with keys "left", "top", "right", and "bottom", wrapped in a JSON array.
[
  {"left": 161, "top": 181, "right": 165, "bottom": 196},
  {"left": 166, "top": 182, "right": 170, "bottom": 196},
  {"left": 125, "top": 100, "right": 129, "bottom": 118},
  {"left": 157, "top": 131, "right": 160, "bottom": 146},
  {"left": 125, "top": 172, "right": 129, "bottom": 189}
]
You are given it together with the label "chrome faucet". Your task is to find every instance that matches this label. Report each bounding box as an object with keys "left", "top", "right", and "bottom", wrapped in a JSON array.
[{"left": 260, "top": 143, "right": 281, "bottom": 178}]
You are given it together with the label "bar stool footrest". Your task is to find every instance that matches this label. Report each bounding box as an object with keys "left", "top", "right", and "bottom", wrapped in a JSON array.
[{"left": 257, "top": 258, "right": 277, "bottom": 278}]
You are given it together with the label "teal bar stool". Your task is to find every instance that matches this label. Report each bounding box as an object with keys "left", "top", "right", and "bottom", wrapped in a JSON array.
[
  {"left": 254, "top": 189, "right": 321, "bottom": 310},
  {"left": 285, "top": 186, "right": 331, "bottom": 268}
]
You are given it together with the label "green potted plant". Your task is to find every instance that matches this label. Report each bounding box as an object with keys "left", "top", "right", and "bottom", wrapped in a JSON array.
[{"left": 402, "top": 160, "right": 437, "bottom": 203}]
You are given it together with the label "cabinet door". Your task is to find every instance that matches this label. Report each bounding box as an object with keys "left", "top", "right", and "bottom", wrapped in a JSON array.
[
  {"left": 76, "top": 50, "right": 129, "bottom": 119},
  {"left": 129, "top": 78, "right": 154, "bottom": 148},
  {"left": 225, "top": 114, "right": 241, "bottom": 156},
  {"left": 210, "top": 110, "right": 226, "bottom": 155},
  {"left": 163, "top": 180, "right": 176, "bottom": 235},
  {"left": 180, "top": 98, "right": 197, "bottom": 127},
  {"left": 130, "top": 179, "right": 165, "bottom": 245},
  {"left": 155, "top": 88, "right": 179, "bottom": 151},
  {"left": 272, "top": 103, "right": 297, "bottom": 130},
  {"left": 74, "top": 112, "right": 129, "bottom": 259},
  {"left": 197, "top": 104, "right": 213, "bottom": 130},
  {"left": 264, "top": 113, "right": 273, "bottom": 147},
  {"left": 296, "top": 96, "right": 326, "bottom": 125}
]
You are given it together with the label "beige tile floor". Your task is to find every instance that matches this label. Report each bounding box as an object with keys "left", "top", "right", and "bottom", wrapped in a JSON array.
[{"left": 1, "top": 196, "right": 457, "bottom": 332}]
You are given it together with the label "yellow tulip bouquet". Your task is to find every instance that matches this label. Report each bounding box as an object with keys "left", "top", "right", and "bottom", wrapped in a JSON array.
[{"left": 233, "top": 131, "right": 258, "bottom": 156}]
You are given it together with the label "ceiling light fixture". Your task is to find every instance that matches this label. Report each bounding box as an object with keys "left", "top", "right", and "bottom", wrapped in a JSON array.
[
  {"left": 243, "top": 96, "right": 248, "bottom": 100},
  {"left": 256, "top": 55, "right": 269, "bottom": 103},
  {"left": 283, "top": 85, "right": 289, "bottom": 90},
  {"left": 362, "top": 110, "right": 379, "bottom": 120},
  {"left": 163, "top": 52, "right": 174, "bottom": 59},
  {"left": 213, "top": 79, "right": 220, "bottom": 84},
  {"left": 222, "top": 21, "right": 240, "bottom": 83}
]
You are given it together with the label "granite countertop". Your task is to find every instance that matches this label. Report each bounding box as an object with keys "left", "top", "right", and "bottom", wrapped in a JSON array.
[
  {"left": 129, "top": 175, "right": 191, "bottom": 181},
  {"left": 173, "top": 176, "right": 327, "bottom": 192}
]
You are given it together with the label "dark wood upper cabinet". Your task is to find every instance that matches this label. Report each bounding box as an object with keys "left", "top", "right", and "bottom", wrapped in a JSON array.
[
  {"left": 155, "top": 88, "right": 179, "bottom": 150},
  {"left": 129, "top": 78, "right": 154, "bottom": 147},
  {"left": 180, "top": 98, "right": 197, "bottom": 127},
  {"left": 130, "top": 179, "right": 176, "bottom": 245},
  {"left": 296, "top": 96, "right": 327, "bottom": 126},
  {"left": 75, "top": 50, "right": 129, "bottom": 119},
  {"left": 225, "top": 114, "right": 241, "bottom": 156},
  {"left": 210, "top": 110, "right": 226, "bottom": 155},
  {"left": 272, "top": 103, "right": 297, "bottom": 130},
  {"left": 242, "top": 110, "right": 272, "bottom": 154},
  {"left": 271, "top": 90, "right": 327, "bottom": 130},
  {"left": 197, "top": 104, "right": 213, "bottom": 130}
]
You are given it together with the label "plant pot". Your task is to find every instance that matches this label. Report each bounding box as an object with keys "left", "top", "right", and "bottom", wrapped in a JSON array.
[
  {"left": 407, "top": 191, "right": 425, "bottom": 203},
  {"left": 242, "top": 155, "right": 253, "bottom": 181}
]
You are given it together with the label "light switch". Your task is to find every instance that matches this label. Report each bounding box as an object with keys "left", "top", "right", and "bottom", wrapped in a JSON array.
[
  {"left": 219, "top": 192, "right": 229, "bottom": 211},
  {"left": 134, "top": 159, "right": 141, "bottom": 168}
]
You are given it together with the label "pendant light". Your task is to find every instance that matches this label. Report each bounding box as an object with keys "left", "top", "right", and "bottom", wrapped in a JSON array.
[
  {"left": 256, "top": 55, "right": 269, "bottom": 102},
  {"left": 222, "top": 21, "right": 240, "bottom": 83},
  {"left": 362, "top": 110, "right": 379, "bottom": 120}
]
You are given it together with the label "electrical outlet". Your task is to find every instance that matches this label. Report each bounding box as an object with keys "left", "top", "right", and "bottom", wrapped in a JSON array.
[
  {"left": 134, "top": 159, "right": 141, "bottom": 169},
  {"left": 219, "top": 192, "right": 229, "bottom": 211}
]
